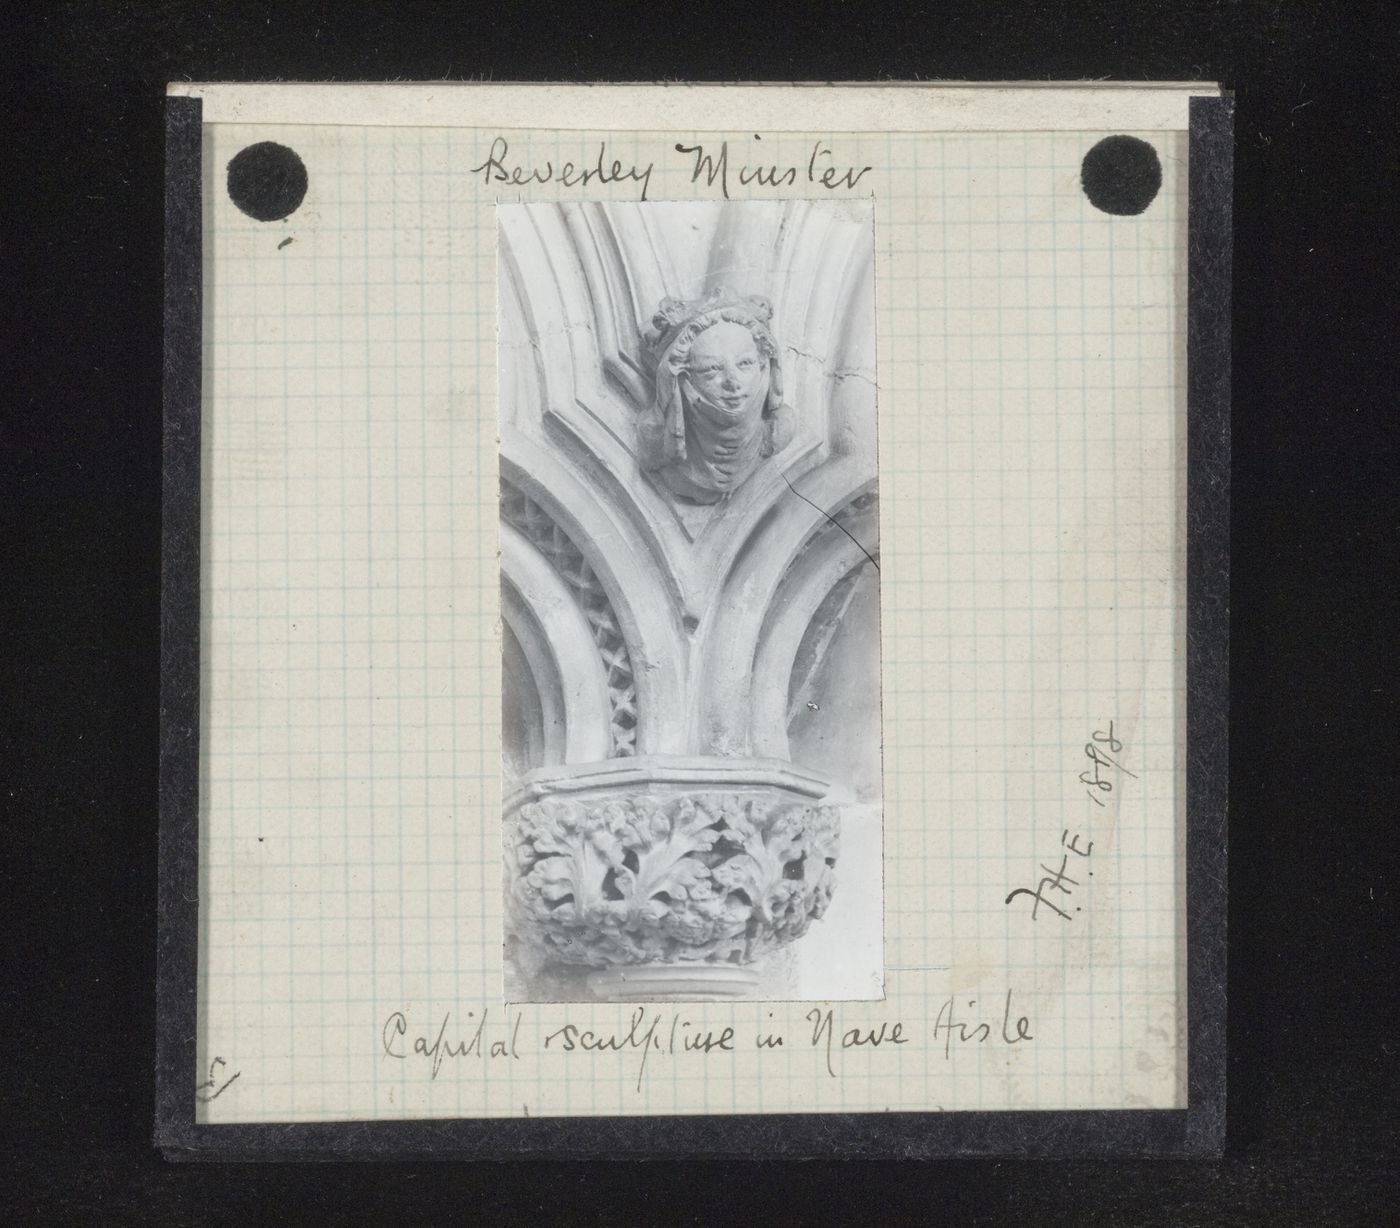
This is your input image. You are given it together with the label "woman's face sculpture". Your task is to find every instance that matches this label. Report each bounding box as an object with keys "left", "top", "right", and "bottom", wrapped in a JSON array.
[{"left": 682, "top": 320, "right": 768, "bottom": 416}]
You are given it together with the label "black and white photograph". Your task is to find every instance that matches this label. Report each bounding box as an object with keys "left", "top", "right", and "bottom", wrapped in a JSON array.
[
  {"left": 11, "top": 0, "right": 1398, "bottom": 1211},
  {"left": 497, "top": 200, "right": 883, "bottom": 1002}
]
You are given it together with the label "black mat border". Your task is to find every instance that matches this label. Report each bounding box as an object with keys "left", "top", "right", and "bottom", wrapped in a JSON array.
[{"left": 155, "top": 92, "right": 1232, "bottom": 1160}]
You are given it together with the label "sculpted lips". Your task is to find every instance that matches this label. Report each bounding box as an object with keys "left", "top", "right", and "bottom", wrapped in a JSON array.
[{"left": 686, "top": 321, "right": 766, "bottom": 417}]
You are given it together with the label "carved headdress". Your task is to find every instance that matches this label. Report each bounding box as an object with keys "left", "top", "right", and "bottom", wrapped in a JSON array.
[{"left": 640, "top": 288, "right": 786, "bottom": 470}]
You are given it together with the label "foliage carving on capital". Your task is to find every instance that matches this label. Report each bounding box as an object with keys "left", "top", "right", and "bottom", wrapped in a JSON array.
[{"left": 507, "top": 790, "right": 839, "bottom": 969}]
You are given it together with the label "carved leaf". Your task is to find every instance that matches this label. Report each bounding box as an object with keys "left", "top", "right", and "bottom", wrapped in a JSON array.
[
  {"left": 713, "top": 803, "right": 816, "bottom": 928},
  {"left": 612, "top": 797, "right": 722, "bottom": 921},
  {"left": 514, "top": 800, "right": 625, "bottom": 925}
]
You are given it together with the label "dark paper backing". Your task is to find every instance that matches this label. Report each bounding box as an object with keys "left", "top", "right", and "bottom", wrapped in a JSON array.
[{"left": 155, "top": 94, "right": 1232, "bottom": 1160}]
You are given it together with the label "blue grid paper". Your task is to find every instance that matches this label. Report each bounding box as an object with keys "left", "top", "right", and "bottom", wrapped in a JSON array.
[{"left": 196, "top": 122, "right": 1188, "bottom": 1123}]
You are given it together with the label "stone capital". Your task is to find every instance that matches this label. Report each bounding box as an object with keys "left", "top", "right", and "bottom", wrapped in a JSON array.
[{"left": 506, "top": 781, "right": 840, "bottom": 977}]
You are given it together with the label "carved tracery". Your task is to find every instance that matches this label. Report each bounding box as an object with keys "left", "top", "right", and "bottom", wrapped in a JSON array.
[{"left": 500, "top": 481, "right": 639, "bottom": 758}]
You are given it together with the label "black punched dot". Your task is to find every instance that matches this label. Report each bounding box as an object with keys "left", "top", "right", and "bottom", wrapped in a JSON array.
[
  {"left": 1080, "top": 135, "right": 1162, "bottom": 216},
  {"left": 227, "top": 141, "right": 308, "bottom": 222}
]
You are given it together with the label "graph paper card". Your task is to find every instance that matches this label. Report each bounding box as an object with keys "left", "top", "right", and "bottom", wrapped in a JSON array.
[{"left": 158, "top": 83, "right": 1230, "bottom": 1158}]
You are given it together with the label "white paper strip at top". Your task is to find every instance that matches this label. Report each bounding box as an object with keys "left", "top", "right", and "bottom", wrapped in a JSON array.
[{"left": 168, "top": 81, "right": 1219, "bottom": 132}]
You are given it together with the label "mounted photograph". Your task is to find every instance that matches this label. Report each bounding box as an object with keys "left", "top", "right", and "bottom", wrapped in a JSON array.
[
  {"left": 497, "top": 199, "right": 883, "bottom": 1003},
  {"left": 163, "top": 83, "right": 1225, "bottom": 1148}
]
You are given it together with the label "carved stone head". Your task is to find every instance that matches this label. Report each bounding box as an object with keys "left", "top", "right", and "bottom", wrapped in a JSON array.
[{"left": 638, "top": 288, "right": 793, "bottom": 503}]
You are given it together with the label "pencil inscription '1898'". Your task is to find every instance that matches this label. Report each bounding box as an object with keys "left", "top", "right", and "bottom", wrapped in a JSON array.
[
  {"left": 1004, "top": 721, "right": 1134, "bottom": 923},
  {"left": 1079, "top": 720, "right": 1137, "bottom": 806}
]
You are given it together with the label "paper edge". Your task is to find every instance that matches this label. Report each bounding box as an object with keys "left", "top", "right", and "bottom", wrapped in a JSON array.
[{"left": 166, "top": 81, "right": 1222, "bottom": 131}]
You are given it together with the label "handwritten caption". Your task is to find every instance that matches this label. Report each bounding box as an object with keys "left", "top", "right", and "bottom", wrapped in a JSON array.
[
  {"left": 1005, "top": 720, "right": 1133, "bottom": 922},
  {"left": 381, "top": 992, "right": 1032, "bottom": 1093},
  {"left": 195, "top": 1056, "right": 240, "bottom": 1103},
  {"left": 469, "top": 135, "right": 873, "bottom": 202},
  {"left": 1078, "top": 719, "right": 1137, "bottom": 807}
]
